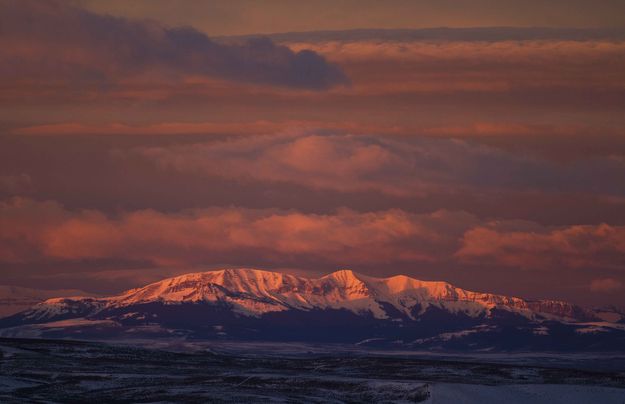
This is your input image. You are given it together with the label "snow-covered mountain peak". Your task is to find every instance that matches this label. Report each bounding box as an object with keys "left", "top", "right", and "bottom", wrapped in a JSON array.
[
  {"left": 373, "top": 275, "right": 452, "bottom": 296},
  {"left": 116, "top": 268, "right": 300, "bottom": 306},
  {"left": 321, "top": 269, "right": 370, "bottom": 296},
  {"left": 210, "top": 268, "right": 296, "bottom": 293},
  {"left": 323, "top": 269, "right": 361, "bottom": 283},
  {"left": 10, "top": 268, "right": 601, "bottom": 323},
  {"left": 0, "top": 285, "right": 96, "bottom": 317},
  {"left": 1, "top": 269, "right": 617, "bottom": 350}
]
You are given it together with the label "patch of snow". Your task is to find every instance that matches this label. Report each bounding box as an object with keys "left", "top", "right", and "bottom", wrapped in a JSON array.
[
  {"left": 355, "top": 338, "right": 387, "bottom": 346},
  {"left": 574, "top": 322, "right": 625, "bottom": 334},
  {"left": 425, "top": 383, "right": 625, "bottom": 404},
  {"left": 413, "top": 325, "right": 495, "bottom": 344}
]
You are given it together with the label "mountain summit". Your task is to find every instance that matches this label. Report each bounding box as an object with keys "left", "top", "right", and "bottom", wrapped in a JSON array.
[{"left": 1, "top": 269, "right": 624, "bottom": 351}]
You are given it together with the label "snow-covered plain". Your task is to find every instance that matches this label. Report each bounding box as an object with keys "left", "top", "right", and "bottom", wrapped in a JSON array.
[
  {"left": 425, "top": 383, "right": 625, "bottom": 404},
  {"left": 0, "top": 338, "right": 623, "bottom": 403}
]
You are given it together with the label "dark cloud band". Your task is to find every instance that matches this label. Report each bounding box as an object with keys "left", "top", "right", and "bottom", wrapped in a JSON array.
[{"left": 0, "top": 0, "right": 348, "bottom": 90}]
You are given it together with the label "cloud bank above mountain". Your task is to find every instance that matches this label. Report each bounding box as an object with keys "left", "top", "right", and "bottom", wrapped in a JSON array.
[
  {"left": 3, "top": 197, "right": 624, "bottom": 278},
  {"left": 1, "top": 1, "right": 625, "bottom": 308}
]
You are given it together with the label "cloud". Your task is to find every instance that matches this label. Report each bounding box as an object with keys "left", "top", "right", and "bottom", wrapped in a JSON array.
[
  {"left": 421, "top": 123, "right": 625, "bottom": 138},
  {"left": 135, "top": 132, "right": 625, "bottom": 197},
  {"left": 457, "top": 222, "right": 625, "bottom": 270},
  {"left": 0, "top": 0, "right": 347, "bottom": 92},
  {"left": 137, "top": 133, "right": 447, "bottom": 196},
  {"left": 264, "top": 27, "right": 625, "bottom": 43},
  {"left": 4, "top": 197, "right": 625, "bottom": 305},
  {"left": 0, "top": 198, "right": 70, "bottom": 263},
  {"left": 14, "top": 120, "right": 625, "bottom": 141},
  {"left": 590, "top": 278, "right": 623, "bottom": 293},
  {"left": 0, "top": 174, "right": 32, "bottom": 195},
  {"left": 4, "top": 130, "right": 625, "bottom": 230},
  {"left": 3, "top": 21, "right": 624, "bottom": 164},
  {"left": 10, "top": 120, "right": 409, "bottom": 137},
  {"left": 0, "top": 197, "right": 475, "bottom": 267},
  {"left": 281, "top": 36, "right": 625, "bottom": 114},
  {"left": 3, "top": 197, "right": 625, "bottom": 274}
]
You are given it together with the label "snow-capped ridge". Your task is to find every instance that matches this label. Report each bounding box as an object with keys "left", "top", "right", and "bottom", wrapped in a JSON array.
[
  {"left": 17, "top": 268, "right": 599, "bottom": 322},
  {"left": 0, "top": 285, "right": 96, "bottom": 317}
]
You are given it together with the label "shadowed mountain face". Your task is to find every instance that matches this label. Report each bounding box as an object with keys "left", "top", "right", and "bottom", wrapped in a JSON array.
[{"left": 1, "top": 269, "right": 624, "bottom": 351}]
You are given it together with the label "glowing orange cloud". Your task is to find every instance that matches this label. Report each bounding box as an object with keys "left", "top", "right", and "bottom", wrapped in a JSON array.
[
  {"left": 0, "top": 198, "right": 475, "bottom": 267},
  {"left": 456, "top": 223, "right": 625, "bottom": 270},
  {"left": 3, "top": 198, "right": 625, "bottom": 274}
]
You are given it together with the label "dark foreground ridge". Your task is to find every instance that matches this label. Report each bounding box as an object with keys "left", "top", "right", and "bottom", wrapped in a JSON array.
[{"left": 1, "top": 338, "right": 624, "bottom": 403}]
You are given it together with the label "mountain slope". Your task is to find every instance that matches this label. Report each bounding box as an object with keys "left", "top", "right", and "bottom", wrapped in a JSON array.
[
  {"left": 0, "top": 285, "right": 94, "bottom": 317},
  {"left": 1, "top": 269, "right": 623, "bottom": 351}
]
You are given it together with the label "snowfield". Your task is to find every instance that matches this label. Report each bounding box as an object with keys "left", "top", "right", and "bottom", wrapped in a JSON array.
[
  {"left": 0, "top": 338, "right": 624, "bottom": 403},
  {"left": 425, "top": 383, "right": 625, "bottom": 404}
]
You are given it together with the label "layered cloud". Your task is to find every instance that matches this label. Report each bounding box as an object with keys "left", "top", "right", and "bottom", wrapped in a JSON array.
[
  {"left": 4, "top": 131, "right": 625, "bottom": 231},
  {"left": 135, "top": 133, "right": 625, "bottom": 197},
  {"left": 0, "top": 0, "right": 347, "bottom": 99},
  {"left": 3, "top": 197, "right": 625, "bottom": 274},
  {"left": 457, "top": 222, "right": 625, "bottom": 270},
  {"left": 11, "top": 120, "right": 411, "bottom": 137},
  {"left": 2, "top": 6, "right": 625, "bottom": 307},
  {"left": 13, "top": 120, "right": 625, "bottom": 141},
  {"left": 287, "top": 36, "right": 625, "bottom": 97},
  {"left": 5, "top": 24, "right": 624, "bottom": 164},
  {"left": 3, "top": 11, "right": 624, "bottom": 170},
  {"left": 0, "top": 197, "right": 475, "bottom": 267}
]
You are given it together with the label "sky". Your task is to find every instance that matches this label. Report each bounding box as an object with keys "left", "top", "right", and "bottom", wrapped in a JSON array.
[
  {"left": 79, "top": 0, "right": 625, "bottom": 35},
  {"left": 1, "top": 0, "right": 625, "bottom": 308}
]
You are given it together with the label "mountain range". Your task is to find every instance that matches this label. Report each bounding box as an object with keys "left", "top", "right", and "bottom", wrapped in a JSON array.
[{"left": 1, "top": 269, "right": 624, "bottom": 351}]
